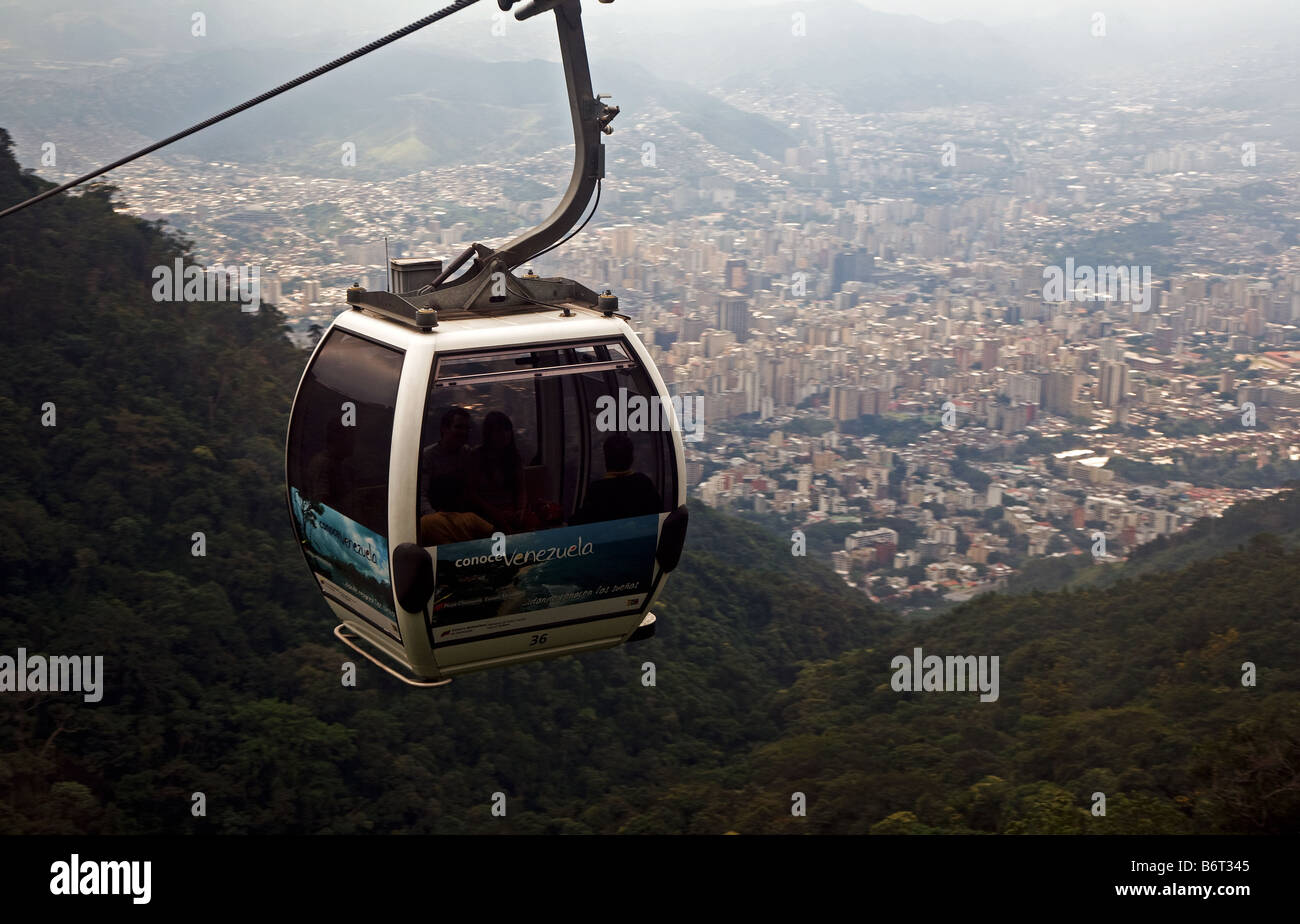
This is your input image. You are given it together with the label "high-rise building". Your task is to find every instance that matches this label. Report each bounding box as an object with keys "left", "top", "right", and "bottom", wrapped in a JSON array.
[
  {"left": 724, "top": 258, "right": 750, "bottom": 294},
  {"left": 830, "top": 385, "right": 862, "bottom": 421},
  {"left": 611, "top": 224, "right": 637, "bottom": 258},
  {"left": 1005, "top": 372, "right": 1042, "bottom": 405},
  {"left": 1041, "top": 372, "right": 1078, "bottom": 417},
  {"left": 716, "top": 291, "right": 751, "bottom": 342},
  {"left": 701, "top": 328, "right": 736, "bottom": 358},
  {"left": 1098, "top": 361, "right": 1129, "bottom": 408},
  {"left": 979, "top": 339, "right": 999, "bottom": 370},
  {"left": 680, "top": 317, "right": 708, "bottom": 342},
  {"left": 831, "top": 247, "right": 874, "bottom": 292}
]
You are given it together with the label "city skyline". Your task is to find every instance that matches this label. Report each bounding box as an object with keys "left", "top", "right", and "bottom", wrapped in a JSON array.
[{"left": 5, "top": 0, "right": 1299, "bottom": 610}]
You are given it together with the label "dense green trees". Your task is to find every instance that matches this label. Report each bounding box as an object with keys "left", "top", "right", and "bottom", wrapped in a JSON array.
[
  {"left": 604, "top": 534, "right": 1298, "bottom": 834},
  {"left": 0, "top": 128, "right": 897, "bottom": 833},
  {"left": 1, "top": 131, "right": 1294, "bottom": 834}
]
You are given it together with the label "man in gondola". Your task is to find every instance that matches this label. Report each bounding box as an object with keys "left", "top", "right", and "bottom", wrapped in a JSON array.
[
  {"left": 418, "top": 407, "right": 472, "bottom": 518},
  {"left": 571, "top": 433, "right": 662, "bottom": 525}
]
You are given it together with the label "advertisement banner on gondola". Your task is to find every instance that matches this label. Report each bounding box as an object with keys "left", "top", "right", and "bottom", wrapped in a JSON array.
[
  {"left": 289, "top": 487, "right": 399, "bottom": 632},
  {"left": 430, "top": 513, "right": 660, "bottom": 641}
]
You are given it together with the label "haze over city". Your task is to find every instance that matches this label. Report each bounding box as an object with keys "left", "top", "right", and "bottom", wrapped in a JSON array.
[{"left": 4, "top": 0, "right": 1299, "bottom": 608}]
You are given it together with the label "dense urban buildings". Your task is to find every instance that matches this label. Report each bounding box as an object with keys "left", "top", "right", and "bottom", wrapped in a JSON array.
[{"left": 68, "top": 21, "right": 1300, "bottom": 612}]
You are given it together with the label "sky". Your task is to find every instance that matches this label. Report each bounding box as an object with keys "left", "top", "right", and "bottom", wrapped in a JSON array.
[
  {"left": 513, "top": 0, "right": 1290, "bottom": 25},
  {"left": 7, "top": 0, "right": 1295, "bottom": 34},
  {"left": 668, "top": 0, "right": 1280, "bottom": 16}
]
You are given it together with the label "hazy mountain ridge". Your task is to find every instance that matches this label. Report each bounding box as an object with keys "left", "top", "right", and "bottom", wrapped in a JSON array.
[
  {"left": 0, "top": 45, "right": 797, "bottom": 179},
  {"left": 590, "top": 532, "right": 1300, "bottom": 833}
]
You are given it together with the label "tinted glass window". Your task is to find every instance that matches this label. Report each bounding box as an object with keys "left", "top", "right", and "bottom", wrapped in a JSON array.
[
  {"left": 434, "top": 341, "right": 634, "bottom": 384},
  {"left": 288, "top": 329, "right": 403, "bottom": 533},
  {"left": 436, "top": 348, "right": 562, "bottom": 378},
  {"left": 571, "top": 361, "right": 677, "bottom": 526},
  {"left": 417, "top": 341, "right": 676, "bottom": 544}
]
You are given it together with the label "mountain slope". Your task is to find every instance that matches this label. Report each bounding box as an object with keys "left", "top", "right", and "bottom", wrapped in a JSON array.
[
  {"left": 1008, "top": 486, "right": 1300, "bottom": 594},
  {"left": 0, "top": 47, "right": 795, "bottom": 180},
  {"left": 2, "top": 130, "right": 1294, "bottom": 837},
  {"left": 0, "top": 131, "right": 890, "bottom": 833},
  {"left": 579, "top": 533, "right": 1300, "bottom": 834}
]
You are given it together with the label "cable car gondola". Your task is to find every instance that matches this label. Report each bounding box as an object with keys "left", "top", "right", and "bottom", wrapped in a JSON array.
[{"left": 284, "top": 0, "right": 689, "bottom": 685}]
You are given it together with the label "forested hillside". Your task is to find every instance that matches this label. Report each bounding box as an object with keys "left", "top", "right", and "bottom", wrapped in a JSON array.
[
  {"left": 1, "top": 131, "right": 1294, "bottom": 835},
  {"left": 1007, "top": 487, "right": 1300, "bottom": 594},
  {"left": 592, "top": 535, "right": 1300, "bottom": 833},
  {"left": 0, "top": 131, "right": 891, "bottom": 833}
]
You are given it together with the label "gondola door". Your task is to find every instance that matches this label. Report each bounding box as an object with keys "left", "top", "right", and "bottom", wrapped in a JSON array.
[{"left": 417, "top": 339, "right": 678, "bottom": 675}]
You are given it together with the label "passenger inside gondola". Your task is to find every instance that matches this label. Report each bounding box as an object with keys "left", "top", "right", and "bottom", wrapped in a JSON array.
[
  {"left": 419, "top": 407, "right": 472, "bottom": 518},
  {"left": 570, "top": 433, "right": 662, "bottom": 525},
  {"left": 469, "top": 411, "right": 532, "bottom": 533},
  {"left": 419, "top": 475, "right": 495, "bottom": 546}
]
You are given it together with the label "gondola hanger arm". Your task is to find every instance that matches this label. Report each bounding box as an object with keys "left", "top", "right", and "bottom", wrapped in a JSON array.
[{"left": 484, "top": 0, "right": 620, "bottom": 273}]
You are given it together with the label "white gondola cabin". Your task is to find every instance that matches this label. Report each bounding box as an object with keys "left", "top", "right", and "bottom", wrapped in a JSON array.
[
  {"left": 285, "top": 0, "right": 686, "bottom": 684},
  {"left": 286, "top": 293, "right": 689, "bottom": 684}
]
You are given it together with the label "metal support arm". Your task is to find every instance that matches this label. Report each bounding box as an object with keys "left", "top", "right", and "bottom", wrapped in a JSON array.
[
  {"left": 488, "top": 0, "right": 617, "bottom": 271},
  {"left": 346, "top": 0, "right": 619, "bottom": 321}
]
